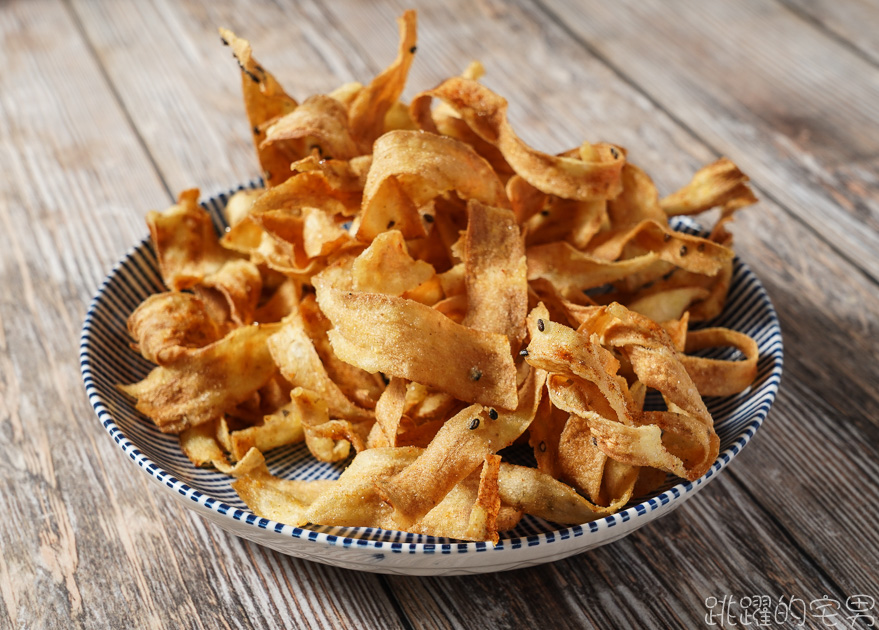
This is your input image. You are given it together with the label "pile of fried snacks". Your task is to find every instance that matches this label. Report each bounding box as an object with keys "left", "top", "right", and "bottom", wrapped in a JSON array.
[{"left": 119, "top": 10, "right": 760, "bottom": 543}]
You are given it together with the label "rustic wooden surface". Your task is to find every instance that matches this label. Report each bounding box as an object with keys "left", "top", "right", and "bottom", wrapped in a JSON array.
[{"left": 2, "top": 0, "right": 878, "bottom": 627}]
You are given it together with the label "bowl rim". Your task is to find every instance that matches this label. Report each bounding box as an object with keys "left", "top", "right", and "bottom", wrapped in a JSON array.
[{"left": 78, "top": 188, "right": 784, "bottom": 559}]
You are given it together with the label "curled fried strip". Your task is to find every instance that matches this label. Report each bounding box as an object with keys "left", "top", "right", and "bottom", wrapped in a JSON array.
[
  {"left": 661, "top": 157, "right": 757, "bottom": 217},
  {"left": 128, "top": 292, "right": 221, "bottom": 365},
  {"left": 148, "top": 189, "right": 229, "bottom": 291},
  {"left": 357, "top": 130, "right": 508, "bottom": 241},
  {"left": 263, "top": 94, "right": 359, "bottom": 161},
  {"left": 463, "top": 200, "right": 528, "bottom": 347},
  {"left": 218, "top": 28, "right": 299, "bottom": 187},
  {"left": 527, "top": 242, "right": 660, "bottom": 299},
  {"left": 376, "top": 368, "right": 544, "bottom": 527},
  {"left": 680, "top": 328, "right": 759, "bottom": 396},
  {"left": 348, "top": 10, "right": 417, "bottom": 151},
  {"left": 119, "top": 323, "right": 281, "bottom": 434},
  {"left": 411, "top": 77, "right": 625, "bottom": 200}
]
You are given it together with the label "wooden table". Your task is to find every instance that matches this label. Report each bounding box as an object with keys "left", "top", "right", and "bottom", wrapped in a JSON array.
[{"left": 3, "top": 0, "right": 878, "bottom": 627}]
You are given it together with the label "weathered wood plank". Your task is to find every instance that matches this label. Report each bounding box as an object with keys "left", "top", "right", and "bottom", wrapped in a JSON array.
[
  {"left": 536, "top": 0, "right": 879, "bottom": 282},
  {"left": 0, "top": 1, "right": 401, "bottom": 628},
  {"left": 779, "top": 0, "right": 879, "bottom": 66}
]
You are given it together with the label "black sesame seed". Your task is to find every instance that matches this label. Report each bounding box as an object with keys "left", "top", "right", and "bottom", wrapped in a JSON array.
[
  {"left": 680, "top": 245, "right": 688, "bottom": 256},
  {"left": 423, "top": 213, "right": 434, "bottom": 223},
  {"left": 591, "top": 437, "right": 598, "bottom": 447},
  {"left": 253, "top": 126, "right": 260, "bottom": 135},
  {"left": 519, "top": 349, "right": 529, "bottom": 356},
  {"left": 387, "top": 220, "right": 396, "bottom": 229},
  {"left": 663, "top": 233, "right": 671, "bottom": 242},
  {"left": 468, "top": 418, "right": 480, "bottom": 430},
  {"left": 488, "top": 408, "right": 498, "bottom": 420},
  {"left": 220, "top": 37, "right": 229, "bottom": 46},
  {"left": 538, "top": 441, "right": 547, "bottom": 453},
  {"left": 540, "top": 210, "right": 550, "bottom": 216},
  {"left": 409, "top": 45, "right": 417, "bottom": 54},
  {"left": 610, "top": 147, "right": 619, "bottom": 159},
  {"left": 469, "top": 367, "right": 482, "bottom": 381},
  {"left": 537, "top": 319, "right": 545, "bottom": 332},
  {"left": 281, "top": 409, "right": 290, "bottom": 417}
]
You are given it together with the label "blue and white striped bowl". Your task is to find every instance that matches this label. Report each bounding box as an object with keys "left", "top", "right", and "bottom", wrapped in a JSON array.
[{"left": 79, "top": 186, "right": 783, "bottom": 575}]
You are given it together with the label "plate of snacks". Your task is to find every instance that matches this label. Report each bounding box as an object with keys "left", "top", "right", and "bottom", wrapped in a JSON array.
[{"left": 80, "top": 11, "right": 782, "bottom": 575}]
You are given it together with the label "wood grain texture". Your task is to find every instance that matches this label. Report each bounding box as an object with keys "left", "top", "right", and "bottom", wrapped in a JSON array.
[
  {"left": 780, "top": 0, "right": 879, "bottom": 66},
  {"left": 2, "top": 0, "right": 879, "bottom": 627}
]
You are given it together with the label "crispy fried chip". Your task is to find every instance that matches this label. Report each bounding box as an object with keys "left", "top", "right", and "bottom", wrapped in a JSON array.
[
  {"left": 352, "top": 230, "right": 435, "bottom": 295},
  {"left": 219, "top": 28, "right": 299, "bottom": 187},
  {"left": 314, "top": 278, "right": 518, "bottom": 409},
  {"left": 527, "top": 242, "right": 660, "bottom": 299},
  {"left": 348, "top": 10, "right": 417, "bottom": 151},
  {"left": 660, "top": 157, "right": 757, "bottom": 217},
  {"left": 463, "top": 200, "right": 528, "bottom": 347},
  {"left": 147, "top": 189, "right": 229, "bottom": 290},
  {"left": 356, "top": 130, "right": 508, "bottom": 241},
  {"left": 119, "top": 323, "right": 281, "bottom": 433},
  {"left": 263, "top": 94, "right": 359, "bottom": 162},
  {"left": 179, "top": 419, "right": 226, "bottom": 468},
  {"left": 411, "top": 78, "right": 625, "bottom": 200},
  {"left": 200, "top": 259, "right": 262, "bottom": 325},
  {"left": 228, "top": 400, "right": 305, "bottom": 461},
  {"left": 267, "top": 305, "right": 372, "bottom": 421},
  {"left": 374, "top": 376, "right": 408, "bottom": 446},
  {"left": 680, "top": 327, "right": 759, "bottom": 396},
  {"left": 376, "top": 368, "right": 544, "bottom": 527},
  {"left": 128, "top": 292, "right": 221, "bottom": 364},
  {"left": 223, "top": 188, "right": 264, "bottom": 227},
  {"left": 233, "top": 459, "right": 336, "bottom": 527}
]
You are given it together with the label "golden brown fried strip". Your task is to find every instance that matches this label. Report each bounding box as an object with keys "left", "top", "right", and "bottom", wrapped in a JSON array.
[
  {"left": 352, "top": 230, "right": 435, "bottom": 295},
  {"left": 463, "top": 200, "right": 528, "bottom": 347},
  {"left": 128, "top": 292, "right": 221, "bottom": 365},
  {"left": 218, "top": 28, "right": 299, "bottom": 187},
  {"left": 357, "top": 130, "right": 508, "bottom": 241},
  {"left": 527, "top": 242, "right": 660, "bottom": 299},
  {"left": 314, "top": 279, "right": 518, "bottom": 410},
  {"left": 376, "top": 368, "right": 544, "bottom": 527},
  {"left": 348, "top": 10, "right": 417, "bottom": 151},
  {"left": 148, "top": 189, "right": 229, "bottom": 290},
  {"left": 200, "top": 259, "right": 262, "bottom": 325},
  {"left": 680, "top": 328, "right": 759, "bottom": 397},
  {"left": 374, "top": 376, "right": 408, "bottom": 446},
  {"left": 660, "top": 157, "right": 757, "bottom": 217},
  {"left": 267, "top": 307, "right": 372, "bottom": 422},
  {"left": 119, "top": 323, "right": 281, "bottom": 434},
  {"left": 263, "top": 94, "right": 359, "bottom": 162},
  {"left": 411, "top": 78, "right": 625, "bottom": 201}
]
